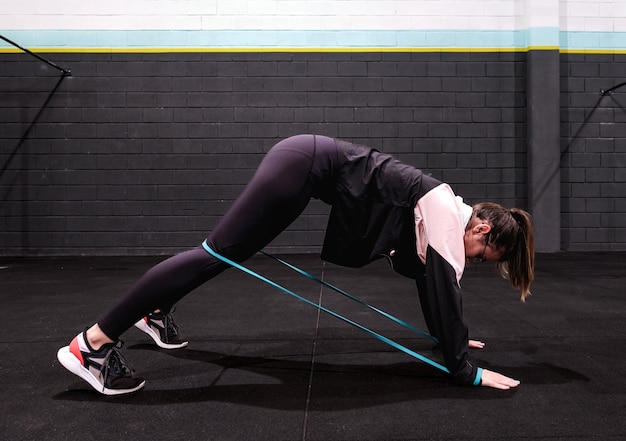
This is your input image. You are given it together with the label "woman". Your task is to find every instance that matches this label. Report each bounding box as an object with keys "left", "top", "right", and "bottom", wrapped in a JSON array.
[{"left": 57, "top": 134, "right": 534, "bottom": 395}]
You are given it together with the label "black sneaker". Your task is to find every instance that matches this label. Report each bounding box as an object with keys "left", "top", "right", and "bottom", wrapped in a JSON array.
[
  {"left": 134, "top": 310, "right": 188, "bottom": 349},
  {"left": 57, "top": 331, "right": 145, "bottom": 395}
]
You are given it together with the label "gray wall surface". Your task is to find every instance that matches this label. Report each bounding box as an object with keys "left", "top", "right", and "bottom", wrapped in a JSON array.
[
  {"left": 560, "top": 53, "right": 626, "bottom": 251},
  {"left": 1, "top": 51, "right": 624, "bottom": 255}
]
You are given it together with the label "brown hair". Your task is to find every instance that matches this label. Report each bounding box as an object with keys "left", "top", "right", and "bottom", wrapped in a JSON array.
[{"left": 470, "top": 202, "right": 535, "bottom": 301}]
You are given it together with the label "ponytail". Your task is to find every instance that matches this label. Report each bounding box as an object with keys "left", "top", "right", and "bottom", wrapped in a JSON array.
[{"left": 471, "top": 203, "right": 535, "bottom": 301}]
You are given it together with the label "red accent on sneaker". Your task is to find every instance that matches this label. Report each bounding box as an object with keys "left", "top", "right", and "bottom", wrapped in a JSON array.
[{"left": 69, "top": 337, "right": 84, "bottom": 366}]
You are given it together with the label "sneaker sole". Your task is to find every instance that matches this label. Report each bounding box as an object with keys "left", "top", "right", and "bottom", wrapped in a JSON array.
[
  {"left": 134, "top": 318, "right": 189, "bottom": 349},
  {"left": 57, "top": 345, "right": 145, "bottom": 396}
]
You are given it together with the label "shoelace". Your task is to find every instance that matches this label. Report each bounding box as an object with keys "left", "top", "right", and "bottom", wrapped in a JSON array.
[
  {"left": 162, "top": 313, "right": 180, "bottom": 342},
  {"left": 100, "top": 341, "right": 134, "bottom": 387}
]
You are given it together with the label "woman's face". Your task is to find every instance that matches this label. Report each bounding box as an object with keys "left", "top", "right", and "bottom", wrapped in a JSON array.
[{"left": 464, "top": 219, "right": 505, "bottom": 263}]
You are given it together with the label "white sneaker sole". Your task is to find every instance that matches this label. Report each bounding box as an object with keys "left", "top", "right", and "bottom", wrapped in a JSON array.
[
  {"left": 134, "top": 318, "right": 189, "bottom": 349},
  {"left": 57, "top": 345, "right": 145, "bottom": 396}
]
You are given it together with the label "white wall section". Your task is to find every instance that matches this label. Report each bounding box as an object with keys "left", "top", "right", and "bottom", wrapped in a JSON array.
[{"left": 0, "top": 1, "right": 624, "bottom": 52}]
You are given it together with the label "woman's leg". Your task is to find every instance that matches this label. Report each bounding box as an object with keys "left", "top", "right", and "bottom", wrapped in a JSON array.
[{"left": 95, "top": 135, "right": 320, "bottom": 342}]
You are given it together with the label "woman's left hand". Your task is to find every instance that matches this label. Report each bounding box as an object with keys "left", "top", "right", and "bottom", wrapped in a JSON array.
[{"left": 469, "top": 339, "right": 485, "bottom": 349}]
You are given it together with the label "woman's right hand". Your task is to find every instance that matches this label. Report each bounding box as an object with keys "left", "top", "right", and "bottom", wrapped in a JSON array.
[{"left": 480, "top": 369, "right": 521, "bottom": 390}]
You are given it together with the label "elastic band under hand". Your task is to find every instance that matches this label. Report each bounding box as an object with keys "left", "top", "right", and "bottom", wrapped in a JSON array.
[{"left": 201, "top": 240, "right": 450, "bottom": 375}]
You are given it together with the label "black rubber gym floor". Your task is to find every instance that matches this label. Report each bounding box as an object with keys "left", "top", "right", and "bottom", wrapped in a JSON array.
[{"left": 1, "top": 251, "right": 625, "bottom": 440}]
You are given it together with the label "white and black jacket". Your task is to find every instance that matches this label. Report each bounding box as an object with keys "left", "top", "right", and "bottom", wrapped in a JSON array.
[{"left": 320, "top": 139, "right": 480, "bottom": 386}]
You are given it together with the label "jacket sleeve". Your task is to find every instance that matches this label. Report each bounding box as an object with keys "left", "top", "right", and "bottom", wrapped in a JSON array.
[
  {"left": 414, "top": 183, "right": 480, "bottom": 386},
  {"left": 420, "top": 246, "right": 480, "bottom": 385}
]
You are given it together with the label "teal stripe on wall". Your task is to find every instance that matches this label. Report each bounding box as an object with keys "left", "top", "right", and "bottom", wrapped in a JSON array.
[{"left": 0, "top": 28, "right": 624, "bottom": 51}]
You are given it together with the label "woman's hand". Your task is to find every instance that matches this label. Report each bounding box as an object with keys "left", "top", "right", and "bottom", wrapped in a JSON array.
[
  {"left": 480, "top": 369, "right": 521, "bottom": 390},
  {"left": 469, "top": 339, "right": 485, "bottom": 349}
]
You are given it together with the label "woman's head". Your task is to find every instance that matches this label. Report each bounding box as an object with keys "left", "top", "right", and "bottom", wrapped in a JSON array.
[{"left": 464, "top": 202, "right": 535, "bottom": 301}]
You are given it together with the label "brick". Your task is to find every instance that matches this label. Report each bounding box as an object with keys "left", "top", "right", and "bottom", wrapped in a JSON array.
[
  {"left": 367, "top": 93, "right": 397, "bottom": 107},
  {"left": 217, "top": 62, "right": 248, "bottom": 77},
  {"left": 322, "top": 77, "right": 352, "bottom": 92},
  {"left": 140, "top": 77, "right": 173, "bottom": 92},
  {"left": 571, "top": 213, "right": 602, "bottom": 228},
  {"left": 411, "top": 77, "right": 442, "bottom": 92},
  {"left": 293, "top": 77, "right": 324, "bottom": 91},
  {"left": 428, "top": 153, "right": 456, "bottom": 168},
  {"left": 487, "top": 122, "right": 517, "bottom": 138},
  {"left": 586, "top": 168, "right": 614, "bottom": 182},
  {"left": 307, "top": 61, "right": 338, "bottom": 76},
  {"left": 570, "top": 93, "right": 603, "bottom": 108},
  {"left": 571, "top": 183, "right": 601, "bottom": 198},
  {"left": 601, "top": 183, "right": 626, "bottom": 197},
  {"left": 233, "top": 77, "right": 264, "bottom": 92},
  {"left": 412, "top": 138, "right": 442, "bottom": 153},
  {"left": 428, "top": 123, "right": 458, "bottom": 138},
  {"left": 570, "top": 62, "right": 600, "bottom": 77},
  {"left": 443, "top": 138, "right": 472, "bottom": 153},
  {"left": 247, "top": 61, "right": 278, "bottom": 76},
  {"left": 276, "top": 91, "right": 308, "bottom": 106},
  {"left": 126, "top": 92, "right": 157, "bottom": 107},
  {"left": 279, "top": 123, "right": 309, "bottom": 138},
  {"left": 571, "top": 153, "right": 601, "bottom": 167},
  {"left": 615, "top": 168, "right": 626, "bottom": 182},
  {"left": 458, "top": 123, "right": 487, "bottom": 138},
  {"left": 486, "top": 183, "right": 516, "bottom": 200},
  {"left": 600, "top": 122, "right": 626, "bottom": 138},
  {"left": 248, "top": 122, "right": 279, "bottom": 138},
  {"left": 425, "top": 92, "right": 457, "bottom": 108},
  {"left": 586, "top": 198, "right": 614, "bottom": 213},
  {"left": 307, "top": 92, "right": 337, "bottom": 107},
  {"left": 352, "top": 77, "right": 383, "bottom": 92},
  {"left": 487, "top": 92, "right": 525, "bottom": 108},
  {"left": 383, "top": 138, "right": 414, "bottom": 153},
  {"left": 471, "top": 138, "right": 501, "bottom": 153},
  {"left": 408, "top": 108, "right": 439, "bottom": 122},
  {"left": 295, "top": 107, "right": 324, "bottom": 121},
  {"left": 456, "top": 93, "right": 485, "bottom": 107},
  {"left": 337, "top": 123, "right": 368, "bottom": 138},
  {"left": 338, "top": 62, "right": 367, "bottom": 76},
  {"left": 486, "top": 153, "right": 516, "bottom": 168},
  {"left": 472, "top": 168, "right": 501, "bottom": 184},
  {"left": 337, "top": 92, "right": 369, "bottom": 107},
  {"left": 368, "top": 62, "right": 398, "bottom": 76},
  {"left": 472, "top": 108, "right": 501, "bottom": 123},
  {"left": 143, "top": 108, "right": 173, "bottom": 123},
  {"left": 368, "top": 123, "right": 399, "bottom": 138},
  {"left": 66, "top": 123, "right": 97, "bottom": 139},
  {"left": 324, "top": 108, "right": 354, "bottom": 123},
  {"left": 585, "top": 228, "right": 614, "bottom": 243},
  {"left": 277, "top": 61, "right": 308, "bottom": 77},
  {"left": 202, "top": 77, "right": 234, "bottom": 92},
  {"left": 427, "top": 62, "right": 456, "bottom": 77},
  {"left": 187, "top": 123, "right": 219, "bottom": 139},
  {"left": 397, "top": 61, "right": 426, "bottom": 76},
  {"left": 443, "top": 168, "right": 472, "bottom": 183},
  {"left": 187, "top": 61, "right": 218, "bottom": 77},
  {"left": 614, "top": 229, "right": 626, "bottom": 243},
  {"left": 382, "top": 77, "right": 413, "bottom": 92},
  {"left": 383, "top": 108, "right": 413, "bottom": 122}
]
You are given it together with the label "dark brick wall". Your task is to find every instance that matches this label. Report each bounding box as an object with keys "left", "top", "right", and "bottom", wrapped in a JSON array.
[
  {"left": 0, "top": 50, "right": 543, "bottom": 256},
  {"left": 560, "top": 53, "right": 626, "bottom": 251}
]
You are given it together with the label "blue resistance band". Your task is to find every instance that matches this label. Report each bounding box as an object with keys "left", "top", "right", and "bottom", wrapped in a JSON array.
[
  {"left": 202, "top": 240, "right": 450, "bottom": 375},
  {"left": 473, "top": 367, "right": 483, "bottom": 386},
  {"left": 259, "top": 250, "right": 439, "bottom": 344}
]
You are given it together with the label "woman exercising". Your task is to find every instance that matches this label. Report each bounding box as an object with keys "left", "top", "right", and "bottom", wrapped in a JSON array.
[{"left": 57, "top": 134, "right": 535, "bottom": 395}]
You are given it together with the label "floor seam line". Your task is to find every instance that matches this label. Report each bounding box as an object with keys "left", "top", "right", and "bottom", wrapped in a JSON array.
[{"left": 301, "top": 261, "right": 324, "bottom": 441}]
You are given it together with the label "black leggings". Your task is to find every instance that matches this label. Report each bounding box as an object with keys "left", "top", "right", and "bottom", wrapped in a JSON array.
[{"left": 98, "top": 135, "right": 341, "bottom": 340}]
